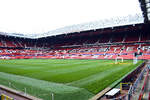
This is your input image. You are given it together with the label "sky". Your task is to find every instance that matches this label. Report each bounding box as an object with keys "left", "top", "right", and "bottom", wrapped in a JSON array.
[{"left": 0, "top": 0, "right": 142, "bottom": 35}]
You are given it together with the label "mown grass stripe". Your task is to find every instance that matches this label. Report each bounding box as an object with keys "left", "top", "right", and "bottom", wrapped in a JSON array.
[
  {"left": 0, "top": 72, "right": 94, "bottom": 100},
  {"left": 0, "top": 59, "right": 144, "bottom": 100}
]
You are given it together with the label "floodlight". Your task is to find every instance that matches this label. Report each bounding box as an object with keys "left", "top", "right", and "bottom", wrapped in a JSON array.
[
  {"left": 145, "top": 0, "right": 150, "bottom": 3},
  {"left": 148, "top": 13, "right": 150, "bottom": 20},
  {"left": 147, "top": 8, "right": 150, "bottom": 12},
  {"left": 146, "top": 3, "right": 150, "bottom": 7}
]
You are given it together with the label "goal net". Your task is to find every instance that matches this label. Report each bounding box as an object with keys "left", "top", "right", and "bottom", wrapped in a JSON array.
[
  {"left": 133, "top": 57, "right": 138, "bottom": 64},
  {"left": 115, "top": 57, "right": 123, "bottom": 64}
]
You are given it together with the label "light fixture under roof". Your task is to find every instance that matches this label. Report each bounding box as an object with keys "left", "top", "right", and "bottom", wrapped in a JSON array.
[{"left": 145, "top": 0, "right": 150, "bottom": 3}]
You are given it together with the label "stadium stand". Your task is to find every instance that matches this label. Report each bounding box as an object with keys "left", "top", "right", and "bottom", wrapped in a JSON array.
[
  {"left": 0, "top": 23, "right": 150, "bottom": 60},
  {"left": 0, "top": 1, "right": 149, "bottom": 100}
]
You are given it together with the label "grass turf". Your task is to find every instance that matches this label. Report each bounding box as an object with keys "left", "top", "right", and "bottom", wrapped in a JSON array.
[{"left": 0, "top": 59, "right": 144, "bottom": 100}]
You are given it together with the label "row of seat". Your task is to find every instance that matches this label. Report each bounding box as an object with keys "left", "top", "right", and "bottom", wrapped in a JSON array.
[
  {"left": 0, "top": 44, "right": 150, "bottom": 59},
  {"left": 0, "top": 31, "right": 150, "bottom": 48}
]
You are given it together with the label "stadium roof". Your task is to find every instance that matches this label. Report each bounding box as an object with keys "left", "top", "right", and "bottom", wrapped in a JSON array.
[
  {"left": 139, "top": 0, "right": 150, "bottom": 22},
  {"left": 0, "top": 0, "right": 145, "bottom": 39},
  {"left": 0, "top": 14, "right": 144, "bottom": 39}
]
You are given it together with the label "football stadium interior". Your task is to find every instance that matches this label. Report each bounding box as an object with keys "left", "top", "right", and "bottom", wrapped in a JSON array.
[{"left": 0, "top": 0, "right": 150, "bottom": 100}]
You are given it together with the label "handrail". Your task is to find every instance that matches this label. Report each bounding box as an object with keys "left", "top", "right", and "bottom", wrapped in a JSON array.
[{"left": 138, "top": 69, "right": 149, "bottom": 100}]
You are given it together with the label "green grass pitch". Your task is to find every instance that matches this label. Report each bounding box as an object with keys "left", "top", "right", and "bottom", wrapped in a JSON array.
[{"left": 0, "top": 59, "right": 143, "bottom": 100}]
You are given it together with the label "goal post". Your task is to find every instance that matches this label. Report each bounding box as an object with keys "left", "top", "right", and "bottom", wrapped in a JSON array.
[
  {"left": 133, "top": 57, "right": 138, "bottom": 64},
  {"left": 115, "top": 57, "right": 123, "bottom": 64}
]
